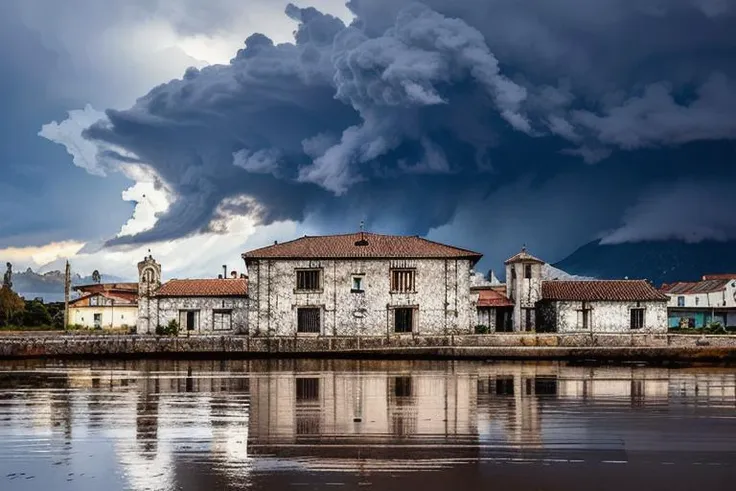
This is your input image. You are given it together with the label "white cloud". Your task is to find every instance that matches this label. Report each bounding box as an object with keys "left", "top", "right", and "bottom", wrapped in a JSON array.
[
  {"left": 0, "top": 241, "right": 86, "bottom": 270},
  {"left": 38, "top": 104, "right": 108, "bottom": 175}
]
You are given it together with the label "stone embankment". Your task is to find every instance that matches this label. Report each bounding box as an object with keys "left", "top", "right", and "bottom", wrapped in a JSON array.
[{"left": 1, "top": 333, "right": 736, "bottom": 361}]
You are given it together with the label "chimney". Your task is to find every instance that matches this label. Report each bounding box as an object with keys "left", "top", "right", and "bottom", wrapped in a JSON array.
[
  {"left": 218, "top": 274, "right": 223, "bottom": 279},
  {"left": 274, "top": 240, "right": 278, "bottom": 245},
  {"left": 240, "top": 273, "right": 246, "bottom": 279},
  {"left": 230, "top": 271, "right": 237, "bottom": 279},
  {"left": 222, "top": 265, "right": 227, "bottom": 279}
]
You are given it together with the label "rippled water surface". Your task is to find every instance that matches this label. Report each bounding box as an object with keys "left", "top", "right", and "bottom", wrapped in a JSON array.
[{"left": 1, "top": 359, "right": 735, "bottom": 490}]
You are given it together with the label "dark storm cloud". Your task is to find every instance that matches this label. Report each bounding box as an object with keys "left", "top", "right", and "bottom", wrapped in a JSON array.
[{"left": 83, "top": 0, "right": 736, "bottom": 258}]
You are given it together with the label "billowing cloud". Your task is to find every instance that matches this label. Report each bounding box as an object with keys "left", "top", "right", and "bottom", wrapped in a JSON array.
[
  {"left": 36, "top": 0, "right": 736, "bottom": 269},
  {"left": 601, "top": 180, "right": 736, "bottom": 244}
]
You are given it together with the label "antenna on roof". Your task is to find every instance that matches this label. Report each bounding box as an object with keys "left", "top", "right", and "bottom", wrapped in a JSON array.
[{"left": 522, "top": 243, "right": 527, "bottom": 253}]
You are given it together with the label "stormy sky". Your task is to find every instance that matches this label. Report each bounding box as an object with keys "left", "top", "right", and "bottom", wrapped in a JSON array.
[{"left": 1, "top": 0, "right": 734, "bottom": 279}]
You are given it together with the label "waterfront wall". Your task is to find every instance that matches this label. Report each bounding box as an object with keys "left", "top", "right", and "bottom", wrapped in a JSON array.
[{"left": 2, "top": 333, "right": 736, "bottom": 360}]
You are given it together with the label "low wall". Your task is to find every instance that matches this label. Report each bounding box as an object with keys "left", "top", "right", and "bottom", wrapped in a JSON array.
[{"left": 1, "top": 333, "right": 736, "bottom": 361}]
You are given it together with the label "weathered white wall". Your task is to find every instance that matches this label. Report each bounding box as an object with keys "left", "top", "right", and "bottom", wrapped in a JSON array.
[
  {"left": 666, "top": 280, "right": 736, "bottom": 308},
  {"left": 475, "top": 307, "right": 496, "bottom": 330},
  {"left": 70, "top": 306, "right": 138, "bottom": 329},
  {"left": 153, "top": 297, "right": 248, "bottom": 335},
  {"left": 552, "top": 300, "right": 668, "bottom": 333},
  {"left": 505, "top": 262, "right": 543, "bottom": 332},
  {"left": 246, "top": 258, "right": 475, "bottom": 336}
]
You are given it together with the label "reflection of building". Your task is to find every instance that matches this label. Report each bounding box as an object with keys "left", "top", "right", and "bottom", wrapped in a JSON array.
[
  {"left": 69, "top": 282, "right": 138, "bottom": 329},
  {"left": 248, "top": 368, "right": 478, "bottom": 446},
  {"left": 661, "top": 275, "right": 736, "bottom": 328}
]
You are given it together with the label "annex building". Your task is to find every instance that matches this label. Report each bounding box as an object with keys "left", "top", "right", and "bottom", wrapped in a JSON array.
[
  {"left": 660, "top": 275, "right": 736, "bottom": 328},
  {"left": 68, "top": 282, "right": 139, "bottom": 329}
]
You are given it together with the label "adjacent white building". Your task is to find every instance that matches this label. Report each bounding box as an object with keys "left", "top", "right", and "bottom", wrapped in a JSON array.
[
  {"left": 68, "top": 283, "right": 138, "bottom": 329},
  {"left": 661, "top": 275, "right": 736, "bottom": 328}
]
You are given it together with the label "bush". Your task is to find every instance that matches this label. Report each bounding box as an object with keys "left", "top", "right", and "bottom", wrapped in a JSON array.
[
  {"left": 474, "top": 324, "right": 490, "bottom": 334},
  {"left": 155, "top": 320, "right": 179, "bottom": 336}
]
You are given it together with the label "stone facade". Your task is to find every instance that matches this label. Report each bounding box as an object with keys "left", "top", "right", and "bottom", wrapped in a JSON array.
[
  {"left": 154, "top": 296, "right": 248, "bottom": 335},
  {"left": 245, "top": 258, "right": 475, "bottom": 336},
  {"left": 537, "top": 300, "right": 668, "bottom": 333},
  {"left": 505, "top": 256, "right": 543, "bottom": 332},
  {"left": 137, "top": 255, "right": 161, "bottom": 334}
]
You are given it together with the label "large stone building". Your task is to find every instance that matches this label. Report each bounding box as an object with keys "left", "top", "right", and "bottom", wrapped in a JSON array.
[
  {"left": 136, "top": 255, "right": 248, "bottom": 335},
  {"left": 476, "top": 248, "right": 669, "bottom": 333},
  {"left": 242, "top": 232, "right": 482, "bottom": 336},
  {"left": 661, "top": 274, "right": 736, "bottom": 328}
]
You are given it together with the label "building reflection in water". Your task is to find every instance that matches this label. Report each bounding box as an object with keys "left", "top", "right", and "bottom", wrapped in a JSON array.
[{"left": 0, "top": 359, "right": 735, "bottom": 490}]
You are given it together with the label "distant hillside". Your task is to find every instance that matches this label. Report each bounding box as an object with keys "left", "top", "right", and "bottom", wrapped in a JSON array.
[
  {"left": 10, "top": 268, "right": 128, "bottom": 302},
  {"left": 554, "top": 240, "right": 736, "bottom": 286}
]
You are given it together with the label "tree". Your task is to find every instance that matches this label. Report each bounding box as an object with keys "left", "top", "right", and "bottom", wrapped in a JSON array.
[
  {"left": 0, "top": 286, "right": 24, "bottom": 326},
  {"left": 22, "top": 299, "right": 52, "bottom": 327},
  {"left": 92, "top": 270, "right": 101, "bottom": 284},
  {"left": 3, "top": 262, "right": 11, "bottom": 289}
]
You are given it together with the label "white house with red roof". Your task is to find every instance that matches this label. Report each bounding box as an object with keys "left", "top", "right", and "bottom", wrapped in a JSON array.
[
  {"left": 660, "top": 275, "right": 736, "bottom": 328},
  {"left": 69, "top": 282, "right": 139, "bottom": 329},
  {"left": 242, "top": 231, "right": 483, "bottom": 336},
  {"left": 136, "top": 255, "right": 248, "bottom": 335}
]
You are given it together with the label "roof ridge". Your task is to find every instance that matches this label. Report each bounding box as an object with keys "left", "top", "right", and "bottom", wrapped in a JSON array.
[{"left": 414, "top": 235, "right": 484, "bottom": 256}]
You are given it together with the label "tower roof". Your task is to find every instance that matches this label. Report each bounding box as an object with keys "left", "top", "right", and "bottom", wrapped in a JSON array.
[{"left": 504, "top": 247, "right": 545, "bottom": 265}]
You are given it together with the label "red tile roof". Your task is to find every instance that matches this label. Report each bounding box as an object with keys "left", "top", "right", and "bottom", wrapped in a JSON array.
[
  {"left": 475, "top": 288, "right": 514, "bottom": 307},
  {"left": 660, "top": 279, "right": 730, "bottom": 295},
  {"left": 542, "top": 280, "right": 668, "bottom": 302},
  {"left": 701, "top": 274, "right": 736, "bottom": 281},
  {"left": 504, "top": 248, "right": 545, "bottom": 265},
  {"left": 242, "top": 232, "right": 483, "bottom": 264},
  {"left": 156, "top": 278, "right": 247, "bottom": 297},
  {"left": 74, "top": 283, "right": 138, "bottom": 294}
]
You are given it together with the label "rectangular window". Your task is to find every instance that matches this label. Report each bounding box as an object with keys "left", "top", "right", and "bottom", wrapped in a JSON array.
[
  {"left": 524, "top": 308, "right": 532, "bottom": 330},
  {"left": 297, "top": 307, "right": 321, "bottom": 333},
  {"left": 495, "top": 377, "right": 514, "bottom": 396},
  {"left": 390, "top": 269, "right": 415, "bottom": 292},
  {"left": 577, "top": 304, "right": 591, "bottom": 330},
  {"left": 296, "top": 269, "right": 321, "bottom": 291},
  {"left": 677, "top": 296, "right": 685, "bottom": 307},
  {"left": 296, "top": 378, "right": 320, "bottom": 401},
  {"left": 394, "top": 307, "right": 414, "bottom": 333},
  {"left": 213, "top": 311, "right": 232, "bottom": 331},
  {"left": 524, "top": 264, "right": 532, "bottom": 279},
  {"left": 351, "top": 275, "right": 364, "bottom": 293},
  {"left": 630, "top": 308, "right": 645, "bottom": 330},
  {"left": 393, "top": 377, "right": 413, "bottom": 398},
  {"left": 93, "top": 313, "right": 102, "bottom": 328}
]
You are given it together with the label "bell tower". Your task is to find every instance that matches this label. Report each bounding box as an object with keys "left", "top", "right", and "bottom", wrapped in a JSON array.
[
  {"left": 505, "top": 247, "right": 544, "bottom": 332},
  {"left": 137, "top": 253, "right": 161, "bottom": 334}
]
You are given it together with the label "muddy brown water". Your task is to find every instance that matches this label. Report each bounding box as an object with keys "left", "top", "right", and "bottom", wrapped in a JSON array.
[{"left": 0, "top": 359, "right": 735, "bottom": 490}]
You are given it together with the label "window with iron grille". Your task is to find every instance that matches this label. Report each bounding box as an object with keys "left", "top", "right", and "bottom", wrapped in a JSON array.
[
  {"left": 297, "top": 307, "right": 321, "bottom": 333},
  {"left": 394, "top": 308, "right": 414, "bottom": 333},
  {"left": 296, "top": 269, "right": 321, "bottom": 291},
  {"left": 630, "top": 308, "right": 645, "bottom": 329},
  {"left": 390, "top": 269, "right": 415, "bottom": 292},
  {"left": 296, "top": 378, "right": 320, "bottom": 401}
]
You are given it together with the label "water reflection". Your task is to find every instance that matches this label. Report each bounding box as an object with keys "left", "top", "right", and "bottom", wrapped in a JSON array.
[{"left": 0, "top": 360, "right": 735, "bottom": 490}]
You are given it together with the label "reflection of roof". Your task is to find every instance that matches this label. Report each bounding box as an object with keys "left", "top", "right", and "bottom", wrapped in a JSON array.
[
  {"left": 475, "top": 288, "right": 514, "bottom": 307},
  {"left": 504, "top": 248, "right": 545, "bottom": 265},
  {"left": 243, "top": 232, "right": 483, "bottom": 264},
  {"left": 156, "top": 278, "right": 247, "bottom": 297},
  {"left": 542, "top": 280, "right": 668, "bottom": 301},
  {"left": 660, "top": 279, "right": 731, "bottom": 295}
]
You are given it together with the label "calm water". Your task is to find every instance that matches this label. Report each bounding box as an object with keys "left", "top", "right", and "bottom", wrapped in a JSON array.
[{"left": 0, "top": 359, "right": 735, "bottom": 490}]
